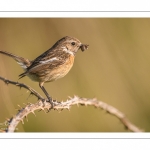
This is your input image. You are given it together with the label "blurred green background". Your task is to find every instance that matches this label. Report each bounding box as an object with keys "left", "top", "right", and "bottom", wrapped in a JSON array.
[{"left": 0, "top": 18, "right": 150, "bottom": 132}]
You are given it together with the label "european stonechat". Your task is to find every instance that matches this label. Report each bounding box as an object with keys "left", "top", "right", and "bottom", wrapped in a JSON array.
[{"left": 0, "top": 36, "right": 89, "bottom": 108}]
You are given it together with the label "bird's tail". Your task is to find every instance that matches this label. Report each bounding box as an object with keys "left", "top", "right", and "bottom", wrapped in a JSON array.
[{"left": 0, "top": 50, "right": 31, "bottom": 69}]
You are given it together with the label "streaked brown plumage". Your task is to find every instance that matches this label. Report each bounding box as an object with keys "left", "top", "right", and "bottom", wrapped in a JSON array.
[{"left": 0, "top": 36, "right": 89, "bottom": 108}]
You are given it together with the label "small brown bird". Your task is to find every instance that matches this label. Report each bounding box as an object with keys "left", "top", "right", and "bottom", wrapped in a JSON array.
[{"left": 0, "top": 36, "right": 89, "bottom": 108}]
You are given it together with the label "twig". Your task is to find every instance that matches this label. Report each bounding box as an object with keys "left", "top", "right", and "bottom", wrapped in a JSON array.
[
  {"left": 0, "top": 76, "right": 143, "bottom": 132},
  {"left": 0, "top": 76, "right": 44, "bottom": 100}
]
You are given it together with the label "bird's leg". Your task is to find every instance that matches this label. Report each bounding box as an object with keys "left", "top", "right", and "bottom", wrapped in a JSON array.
[{"left": 39, "top": 82, "right": 54, "bottom": 109}]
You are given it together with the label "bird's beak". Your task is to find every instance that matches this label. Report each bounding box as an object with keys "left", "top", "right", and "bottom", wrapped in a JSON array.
[{"left": 80, "top": 44, "right": 89, "bottom": 52}]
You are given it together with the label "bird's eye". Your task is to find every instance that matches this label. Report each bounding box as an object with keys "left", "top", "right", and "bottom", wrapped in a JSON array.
[{"left": 71, "top": 42, "right": 76, "bottom": 46}]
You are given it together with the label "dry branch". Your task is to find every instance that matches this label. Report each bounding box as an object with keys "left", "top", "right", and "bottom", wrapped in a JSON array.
[
  {"left": 0, "top": 76, "right": 44, "bottom": 100},
  {"left": 0, "top": 76, "right": 143, "bottom": 132}
]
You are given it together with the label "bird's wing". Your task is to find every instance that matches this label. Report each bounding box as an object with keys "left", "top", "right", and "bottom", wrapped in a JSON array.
[{"left": 19, "top": 48, "right": 69, "bottom": 78}]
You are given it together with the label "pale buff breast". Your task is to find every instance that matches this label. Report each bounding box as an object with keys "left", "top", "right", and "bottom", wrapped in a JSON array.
[{"left": 46, "top": 55, "right": 75, "bottom": 82}]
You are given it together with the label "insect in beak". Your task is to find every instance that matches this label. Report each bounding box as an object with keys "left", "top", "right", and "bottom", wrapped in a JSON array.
[{"left": 80, "top": 44, "right": 89, "bottom": 52}]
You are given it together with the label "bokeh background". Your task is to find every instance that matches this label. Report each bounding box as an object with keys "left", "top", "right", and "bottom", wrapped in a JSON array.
[{"left": 0, "top": 18, "right": 150, "bottom": 132}]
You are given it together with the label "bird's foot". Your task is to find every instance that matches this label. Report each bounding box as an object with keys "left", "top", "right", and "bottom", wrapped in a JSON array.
[
  {"left": 46, "top": 97, "right": 54, "bottom": 110},
  {"left": 40, "top": 97, "right": 54, "bottom": 110}
]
